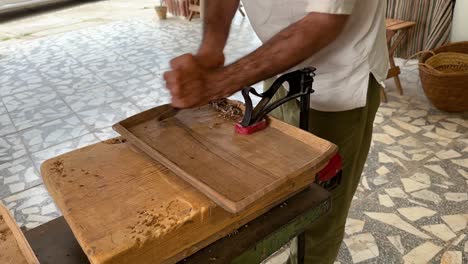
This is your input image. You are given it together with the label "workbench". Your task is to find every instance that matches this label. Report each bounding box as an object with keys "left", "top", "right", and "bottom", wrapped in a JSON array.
[
  {"left": 24, "top": 185, "right": 330, "bottom": 264},
  {"left": 7, "top": 97, "right": 337, "bottom": 264},
  {"left": 15, "top": 131, "right": 335, "bottom": 264}
]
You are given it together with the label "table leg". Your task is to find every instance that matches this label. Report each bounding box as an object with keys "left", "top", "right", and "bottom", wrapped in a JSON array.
[
  {"left": 200, "top": 0, "right": 204, "bottom": 19},
  {"left": 388, "top": 55, "right": 404, "bottom": 95},
  {"left": 238, "top": 3, "right": 246, "bottom": 17},
  {"left": 388, "top": 31, "right": 408, "bottom": 95},
  {"left": 297, "top": 232, "right": 305, "bottom": 264},
  {"left": 380, "top": 86, "right": 388, "bottom": 103}
]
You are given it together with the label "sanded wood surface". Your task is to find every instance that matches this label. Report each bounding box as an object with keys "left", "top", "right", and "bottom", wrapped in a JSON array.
[
  {"left": 113, "top": 104, "right": 337, "bottom": 213},
  {"left": 24, "top": 186, "right": 330, "bottom": 264},
  {"left": 41, "top": 134, "right": 335, "bottom": 264},
  {"left": 0, "top": 204, "right": 39, "bottom": 264}
]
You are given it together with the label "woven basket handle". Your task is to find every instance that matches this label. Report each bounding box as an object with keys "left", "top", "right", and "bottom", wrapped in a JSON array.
[{"left": 404, "top": 50, "right": 438, "bottom": 71}]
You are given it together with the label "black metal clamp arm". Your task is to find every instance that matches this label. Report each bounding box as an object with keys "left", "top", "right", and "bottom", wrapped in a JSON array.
[{"left": 240, "top": 67, "right": 316, "bottom": 130}]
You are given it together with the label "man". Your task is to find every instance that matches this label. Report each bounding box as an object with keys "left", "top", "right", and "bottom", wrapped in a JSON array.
[{"left": 164, "top": 0, "right": 389, "bottom": 263}]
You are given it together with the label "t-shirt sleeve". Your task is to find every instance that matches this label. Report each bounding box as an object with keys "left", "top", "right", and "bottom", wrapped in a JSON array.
[{"left": 305, "top": 0, "right": 356, "bottom": 14}]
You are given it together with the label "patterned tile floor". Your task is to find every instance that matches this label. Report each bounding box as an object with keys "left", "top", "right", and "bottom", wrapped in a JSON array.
[{"left": 0, "top": 15, "right": 467, "bottom": 264}]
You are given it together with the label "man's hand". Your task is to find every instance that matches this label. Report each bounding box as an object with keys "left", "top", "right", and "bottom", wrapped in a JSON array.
[
  {"left": 163, "top": 54, "right": 234, "bottom": 108},
  {"left": 163, "top": 0, "right": 238, "bottom": 108}
]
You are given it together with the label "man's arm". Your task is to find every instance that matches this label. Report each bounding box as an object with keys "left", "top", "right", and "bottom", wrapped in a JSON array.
[
  {"left": 196, "top": 0, "right": 239, "bottom": 68},
  {"left": 216, "top": 13, "right": 348, "bottom": 91},
  {"left": 165, "top": 12, "right": 349, "bottom": 108}
]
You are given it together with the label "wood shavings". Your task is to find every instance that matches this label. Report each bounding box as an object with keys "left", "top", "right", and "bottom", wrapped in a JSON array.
[
  {"left": 209, "top": 99, "right": 243, "bottom": 121},
  {"left": 103, "top": 137, "right": 127, "bottom": 144},
  {"left": 0, "top": 215, "right": 8, "bottom": 241},
  {"left": 0, "top": 230, "right": 6, "bottom": 242},
  {"left": 50, "top": 160, "right": 66, "bottom": 178},
  {"left": 129, "top": 199, "right": 194, "bottom": 246}
]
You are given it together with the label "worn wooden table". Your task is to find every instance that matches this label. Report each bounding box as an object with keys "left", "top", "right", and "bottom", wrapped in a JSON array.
[
  {"left": 23, "top": 100, "right": 337, "bottom": 263},
  {"left": 24, "top": 185, "right": 331, "bottom": 264},
  {"left": 32, "top": 118, "right": 336, "bottom": 264}
]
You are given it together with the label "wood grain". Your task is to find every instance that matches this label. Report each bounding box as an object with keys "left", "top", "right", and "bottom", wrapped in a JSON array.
[
  {"left": 0, "top": 203, "right": 39, "bottom": 264},
  {"left": 113, "top": 104, "right": 337, "bottom": 213},
  {"left": 41, "top": 135, "right": 335, "bottom": 264}
]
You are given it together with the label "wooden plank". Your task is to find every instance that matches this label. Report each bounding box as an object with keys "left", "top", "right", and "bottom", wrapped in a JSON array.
[
  {"left": 0, "top": 203, "right": 39, "bottom": 264},
  {"left": 24, "top": 186, "right": 330, "bottom": 264},
  {"left": 387, "top": 21, "right": 416, "bottom": 31},
  {"left": 41, "top": 136, "right": 335, "bottom": 263},
  {"left": 113, "top": 104, "right": 336, "bottom": 213},
  {"left": 385, "top": 18, "right": 402, "bottom": 28}
]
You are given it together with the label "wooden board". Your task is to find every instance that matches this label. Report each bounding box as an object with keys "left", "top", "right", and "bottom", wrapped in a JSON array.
[
  {"left": 41, "top": 136, "right": 336, "bottom": 264},
  {"left": 385, "top": 18, "right": 416, "bottom": 31},
  {"left": 24, "top": 186, "right": 330, "bottom": 264},
  {"left": 113, "top": 104, "right": 337, "bottom": 213},
  {"left": 0, "top": 203, "right": 39, "bottom": 264}
]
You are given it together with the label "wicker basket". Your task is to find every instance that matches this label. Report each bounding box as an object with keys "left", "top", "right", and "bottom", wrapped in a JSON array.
[
  {"left": 425, "top": 52, "right": 468, "bottom": 73},
  {"left": 419, "top": 41, "right": 468, "bottom": 112},
  {"left": 155, "top": 6, "right": 168, "bottom": 20}
]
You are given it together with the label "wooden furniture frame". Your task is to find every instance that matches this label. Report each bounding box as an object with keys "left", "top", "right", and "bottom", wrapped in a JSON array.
[
  {"left": 25, "top": 185, "right": 331, "bottom": 264},
  {"left": 188, "top": 0, "right": 245, "bottom": 21},
  {"left": 382, "top": 18, "right": 416, "bottom": 102}
]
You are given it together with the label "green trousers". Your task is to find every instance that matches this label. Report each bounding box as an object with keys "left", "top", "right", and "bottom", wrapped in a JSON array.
[{"left": 265, "top": 75, "right": 381, "bottom": 264}]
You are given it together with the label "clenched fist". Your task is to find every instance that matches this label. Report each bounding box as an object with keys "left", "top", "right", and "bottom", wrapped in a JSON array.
[{"left": 163, "top": 53, "right": 232, "bottom": 108}]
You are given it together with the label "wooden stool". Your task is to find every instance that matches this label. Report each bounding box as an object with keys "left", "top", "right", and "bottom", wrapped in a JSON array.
[
  {"left": 381, "top": 18, "right": 416, "bottom": 102},
  {"left": 188, "top": 0, "right": 245, "bottom": 21}
]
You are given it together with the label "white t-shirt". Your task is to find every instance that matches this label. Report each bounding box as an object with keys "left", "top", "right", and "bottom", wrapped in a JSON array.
[{"left": 242, "top": 0, "right": 389, "bottom": 111}]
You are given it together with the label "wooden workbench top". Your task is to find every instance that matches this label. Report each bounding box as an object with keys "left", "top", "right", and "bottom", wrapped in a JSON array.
[
  {"left": 41, "top": 115, "right": 336, "bottom": 263},
  {"left": 0, "top": 203, "right": 39, "bottom": 264}
]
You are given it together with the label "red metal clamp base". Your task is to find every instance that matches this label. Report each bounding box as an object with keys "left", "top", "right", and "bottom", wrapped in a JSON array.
[
  {"left": 316, "top": 153, "right": 343, "bottom": 191},
  {"left": 235, "top": 119, "right": 268, "bottom": 135}
]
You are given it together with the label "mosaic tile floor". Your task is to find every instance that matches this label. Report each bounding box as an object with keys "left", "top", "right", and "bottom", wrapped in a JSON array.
[{"left": 0, "top": 15, "right": 467, "bottom": 264}]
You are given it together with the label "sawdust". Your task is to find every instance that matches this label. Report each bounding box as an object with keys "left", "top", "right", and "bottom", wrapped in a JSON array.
[
  {"left": 0, "top": 215, "right": 6, "bottom": 243},
  {"left": 0, "top": 230, "right": 6, "bottom": 242},
  {"left": 128, "top": 199, "right": 194, "bottom": 247},
  {"left": 0, "top": 225, "right": 29, "bottom": 264},
  {"left": 103, "top": 137, "right": 127, "bottom": 144},
  {"left": 209, "top": 99, "right": 243, "bottom": 121},
  {"left": 0, "top": 216, "right": 6, "bottom": 241},
  {"left": 50, "top": 160, "right": 66, "bottom": 178}
]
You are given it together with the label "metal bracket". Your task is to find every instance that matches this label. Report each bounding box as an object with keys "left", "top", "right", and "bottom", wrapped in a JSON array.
[{"left": 240, "top": 67, "right": 316, "bottom": 131}]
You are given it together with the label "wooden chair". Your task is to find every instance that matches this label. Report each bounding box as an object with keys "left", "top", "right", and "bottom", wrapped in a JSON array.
[
  {"left": 381, "top": 18, "right": 416, "bottom": 102},
  {"left": 188, "top": 0, "right": 200, "bottom": 21},
  {"left": 188, "top": 0, "right": 245, "bottom": 21}
]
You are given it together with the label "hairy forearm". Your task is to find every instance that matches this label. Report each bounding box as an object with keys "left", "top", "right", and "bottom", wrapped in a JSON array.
[
  {"left": 199, "top": 0, "right": 239, "bottom": 54},
  {"left": 215, "top": 13, "right": 349, "bottom": 95}
]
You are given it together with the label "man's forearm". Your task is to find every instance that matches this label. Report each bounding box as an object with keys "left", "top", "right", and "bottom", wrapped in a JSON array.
[
  {"left": 213, "top": 13, "right": 349, "bottom": 95},
  {"left": 199, "top": 0, "right": 239, "bottom": 55}
]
